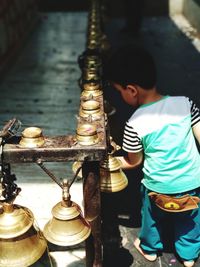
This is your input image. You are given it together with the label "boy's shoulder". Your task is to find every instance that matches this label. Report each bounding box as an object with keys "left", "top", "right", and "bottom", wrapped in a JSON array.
[
  {"left": 127, "top": 96, "right": 192, "bottom": 137},
  {"left": 137, "top": 95, "right": 188, "bottom": 110},
  {"left": 129, "top": 95, "right": 190, "bottom": 122}
]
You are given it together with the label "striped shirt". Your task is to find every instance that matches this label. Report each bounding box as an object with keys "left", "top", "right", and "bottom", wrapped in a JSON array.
[{"left": 122, "top": 96, "right": 200, "bottom": 194}]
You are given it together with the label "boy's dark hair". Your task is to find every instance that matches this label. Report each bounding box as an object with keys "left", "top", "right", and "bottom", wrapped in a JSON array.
[{"left": 104, "top": 44, "right": 157, "bottom": 89}]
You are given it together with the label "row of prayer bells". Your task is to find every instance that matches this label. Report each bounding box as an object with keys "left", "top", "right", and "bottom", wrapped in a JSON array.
[
  {"left": 75, "top": 0, "right": 128, "bottom": 193},
  {"left": 0, "top": 0, "right": 128, "bottom": 266}
]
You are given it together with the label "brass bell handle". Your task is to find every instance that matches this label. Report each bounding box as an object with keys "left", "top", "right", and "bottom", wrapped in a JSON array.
[{"left": 109, "top": 137, "right": 121, "bottom": 155}]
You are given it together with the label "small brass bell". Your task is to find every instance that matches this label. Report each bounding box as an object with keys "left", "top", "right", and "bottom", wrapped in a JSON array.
[
  {"left": 80, "top": 99, "right": 103, "bottom": 120},
  {"left": 76, "top": 123, "right": 99, "bottom": 146},
  {"left": 88, "top": 24, "right": 101, "bottom": 34},
  {"left": 0, "top": 202, "right": 47, "bottom": 267},
  {"left": 84, "top": 55, "right": 102, "bottom": 69},
  {"left": 19, "top": 126, "right": 45, "bottom": 148},
  {"left": 88, "top": 30, "right": 101, "bottom": 40},
  {"left": 83, "top": 68, "right": 100, "bottom": 82},
  {"left": 81, "top": 82, "right": 103, "bottom": 98},
  {"left": 87, "top": 39, "right": 100, "bottom": 50},
  {"left": 83, "top": 64, "right": 100, "bottom": 76},
  {"left": 43, "top": 181, "right": 91, "bottom": 246},
  {"left": 100, "top": 155, "right": 128, "bottom": 193}
]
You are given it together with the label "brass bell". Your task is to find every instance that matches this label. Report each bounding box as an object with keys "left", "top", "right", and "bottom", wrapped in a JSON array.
[
  {"left": 89, "top": 14, "right": 99, "bottom": 22},
  {"left": 76, "top": 123, "right": 99, "bottom": 146},
  {"left": 72, "top": 135, "right": 125, "bottom": 194},
  {"left": 19, "top": 126, "right": 45, "bottom": 148},
  {"left": 84, "top": 55, "right": 102, "bottom": 69},
  {"left": 81, "top": 82, "right": 103, "bottom": 98},
  {"left": 72, "top": 155, "right": 128, "bottom": 193},
  {"left": 83, "top": 68, "right": 100, "bottom": 82},
  {"left": 0, "top": 202, "right": 47, "bottom": 267},
  {"left": 88, "top": 30, "right": 101, "bottom": 40},
  {"left": 80, "top": 99, "right": 103, "bottom": 120},
  {"left": 87, "top": 39, "right": 100, "bottom": 50},
  {"left": 100, "top": 154, "right": 128, "bottom": 193},
  {"left": 83, "top": 64, "right": 100, "bottom": 75},
  {"left": 43, "top": 181, "right": 91, "bottom": 246},
  {"left": 88, "top": 23, "right": 101, "bottom": 33}
]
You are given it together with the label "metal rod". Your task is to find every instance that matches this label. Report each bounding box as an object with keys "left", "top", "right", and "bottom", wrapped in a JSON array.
[
  {"left": 37, "top": 159, "right": 83, "bottom": 190},
  {"left": 37, "top": 159, "right": 63, "bottom": 188}
]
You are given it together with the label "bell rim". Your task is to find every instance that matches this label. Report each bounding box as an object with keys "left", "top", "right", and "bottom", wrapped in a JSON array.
[
  {"left": 100, "top": 170, "right": 128, "bottom": 193},
  {"left": 0, "top": 230, "right": 47, "bottom": 267},
  {"left": 19, "top": 136, "right": 45, "bottom": 148},
  {"left": 43, "top": 220, "right": 91, "bottom": 246}
]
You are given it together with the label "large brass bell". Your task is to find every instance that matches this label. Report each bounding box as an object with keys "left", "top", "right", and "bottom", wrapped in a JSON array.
[
  {"left": 100, "top": 154, "right": 128, "bottom": 193},
  {"left": 0, "top": 202, "right": 47, "bottom": 267},
  {"left": 43, "top": 180, "right": 91, "bottom": 246}
]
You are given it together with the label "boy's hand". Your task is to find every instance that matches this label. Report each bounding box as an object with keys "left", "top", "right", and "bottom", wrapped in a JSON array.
[{"left": 117, "top": 151, "right": 143, "bottom": 169}]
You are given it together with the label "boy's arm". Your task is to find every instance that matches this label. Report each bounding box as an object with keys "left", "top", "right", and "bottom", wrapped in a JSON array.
[
  {"left": 192, "top": 121, "right": 200, "bottom": 145},
  {"left": 117, "top": 151, "right": 143, "bottom": 169}
]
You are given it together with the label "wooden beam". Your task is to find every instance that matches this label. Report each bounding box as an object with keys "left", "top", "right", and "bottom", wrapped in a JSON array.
[{"left": 3, "top": 134, "right": 106, "bottom": 163}]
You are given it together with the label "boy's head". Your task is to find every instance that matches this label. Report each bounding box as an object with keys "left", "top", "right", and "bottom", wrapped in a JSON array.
[
  {"left": 104, "top": 44, "right": 156, "bottom": 89},
  {"left": 104, "top": 44, "right": 157, "bottom": 107}
]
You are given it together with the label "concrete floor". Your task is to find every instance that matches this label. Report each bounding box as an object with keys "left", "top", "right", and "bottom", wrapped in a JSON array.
[{"left": 0, "top": 10, "right": 200, "bottom": 267}]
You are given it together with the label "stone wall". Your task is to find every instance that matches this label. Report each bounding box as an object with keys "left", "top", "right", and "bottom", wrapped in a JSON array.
[{"left": 0, "top": 0, "right": 38, "bottom": 74}]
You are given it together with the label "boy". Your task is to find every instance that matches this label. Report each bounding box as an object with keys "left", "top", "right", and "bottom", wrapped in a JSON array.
[{"left": 104, "top": 44, "right": 200, "bottom": 267}]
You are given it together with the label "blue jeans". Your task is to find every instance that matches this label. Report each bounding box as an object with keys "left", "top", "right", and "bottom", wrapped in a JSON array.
[{"left": 139, "top": 185, "right": 200, "bottom": 261}]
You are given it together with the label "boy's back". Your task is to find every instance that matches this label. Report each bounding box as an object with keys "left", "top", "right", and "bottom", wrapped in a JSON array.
[{"left": 123, "top": 96, "right": 200, "bottom": 193}]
